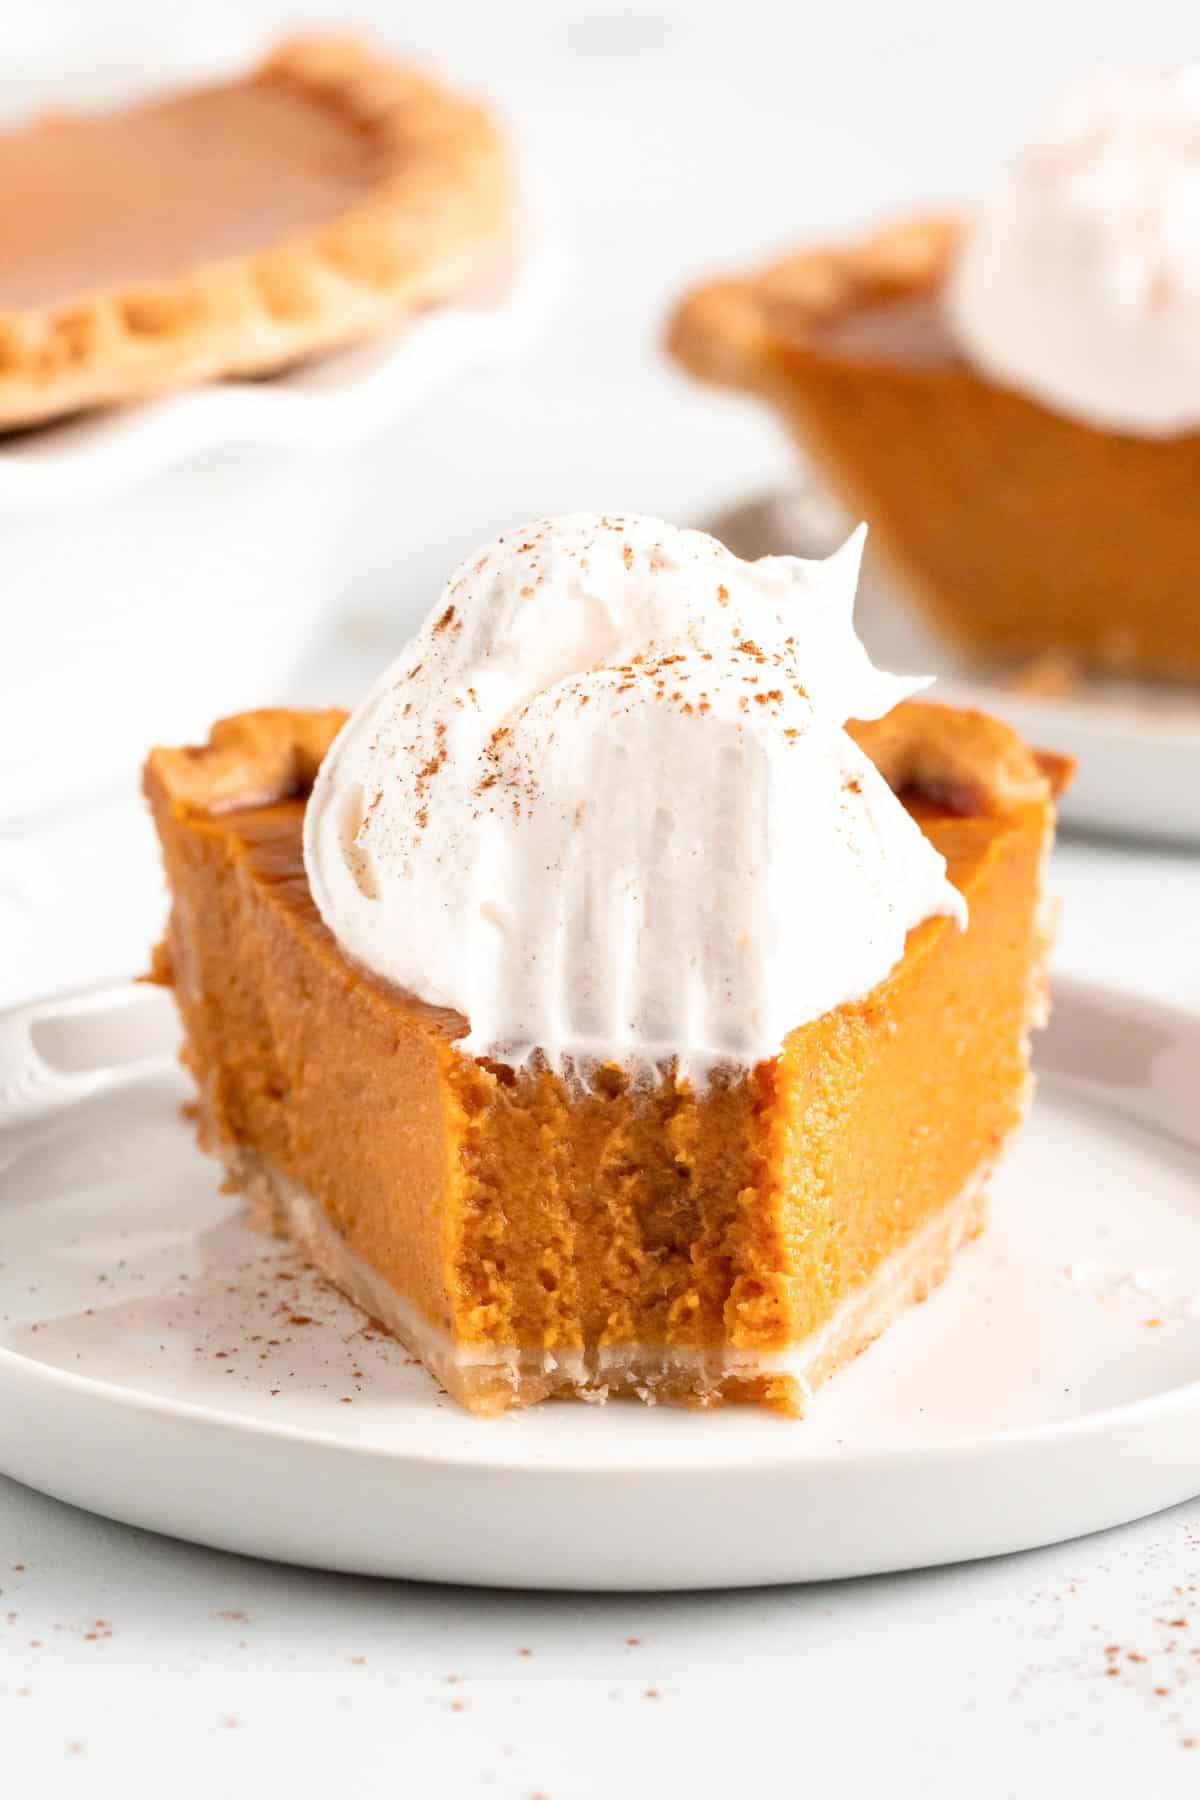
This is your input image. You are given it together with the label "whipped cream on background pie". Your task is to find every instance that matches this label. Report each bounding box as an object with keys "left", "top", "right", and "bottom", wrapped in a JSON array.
[{"left": 947, "top": 66, "right": 1200, "bottom": 437}]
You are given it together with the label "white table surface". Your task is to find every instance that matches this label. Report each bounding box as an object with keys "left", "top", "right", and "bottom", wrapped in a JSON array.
[{"left": 4, "top": 1, "right": 1200, "bottom": 1793}]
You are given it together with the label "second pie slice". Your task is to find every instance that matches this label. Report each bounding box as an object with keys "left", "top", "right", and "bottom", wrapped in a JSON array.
[{"left": 669, "top": 71, "right": 1200, "bottom": 682}]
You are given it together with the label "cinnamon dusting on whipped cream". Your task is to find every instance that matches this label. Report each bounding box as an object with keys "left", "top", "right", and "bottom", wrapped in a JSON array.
[{"left": 304, "top": 514, "right": 964, "bottom": 1082}]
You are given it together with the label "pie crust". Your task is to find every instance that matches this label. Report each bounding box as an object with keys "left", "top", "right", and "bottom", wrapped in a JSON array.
[
  {"left": 0, "top": 36, "right": 513, "bottom": 429},
  {"left": 669, "top": 214, "right": 961, "bottom": 394}
]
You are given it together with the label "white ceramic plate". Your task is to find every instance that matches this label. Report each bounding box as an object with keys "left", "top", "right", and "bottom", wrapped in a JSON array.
[
  {"left": 0, "top": 978, "right": 1198, "bottom": 1591},
  {"left": 706, "top": 489, "right": 1200, "bottom": 846}
]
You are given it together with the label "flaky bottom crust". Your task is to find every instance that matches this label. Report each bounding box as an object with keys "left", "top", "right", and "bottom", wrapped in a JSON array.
[{"left": 225, "top": 1146, "right": 996, "bottom": 1418}]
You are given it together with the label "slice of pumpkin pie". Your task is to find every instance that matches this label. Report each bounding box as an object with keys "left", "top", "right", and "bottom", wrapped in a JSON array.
[{"left": 145, "top": 515, "right": 1070, "bottom": 1415}]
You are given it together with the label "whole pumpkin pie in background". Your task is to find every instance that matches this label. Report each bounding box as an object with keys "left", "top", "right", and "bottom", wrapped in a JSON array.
[
  {"left": 669, "top": 68, "right": 1200, "bottom": 681},
  {"left": 0, "top": 35, "right": 513, "bottom": 430},
  {"left": 144, "top": 515, "right": 1071, "bottom": 1416}
]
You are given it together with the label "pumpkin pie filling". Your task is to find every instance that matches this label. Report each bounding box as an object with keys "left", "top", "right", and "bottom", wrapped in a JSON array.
[
  {"left": 0, "top": 82, "right": 386, "bottom": 313},
  {"left": 146, "top": 692, "right": 1068, "bottom": 1416}
]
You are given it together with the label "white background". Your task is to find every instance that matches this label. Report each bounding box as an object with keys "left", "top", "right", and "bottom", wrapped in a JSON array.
[{"left": 3, "top": 1, "right": 1200, "bottom": 1793}]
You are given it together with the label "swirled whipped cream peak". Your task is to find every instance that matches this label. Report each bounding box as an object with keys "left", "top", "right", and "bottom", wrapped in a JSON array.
[
  {"left": 304, "top": 514, "right": 965, "bottom": 1083},
  {"left": 947, "top": 65, "right": 1200, "bottom": 436}
]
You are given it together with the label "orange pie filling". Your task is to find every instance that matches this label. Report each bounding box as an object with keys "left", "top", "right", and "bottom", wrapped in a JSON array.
[{"left": 146, "top": 704, "right": 1069, "bottom": 1416}]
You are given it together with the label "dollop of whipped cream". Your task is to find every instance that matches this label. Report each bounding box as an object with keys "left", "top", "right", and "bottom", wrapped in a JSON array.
[
  {"left": 304, "top": 514, "right": 965, "bottom": 1083},
  {"left": 946, "top": 66, "right": 1200, "bottom": 435}
]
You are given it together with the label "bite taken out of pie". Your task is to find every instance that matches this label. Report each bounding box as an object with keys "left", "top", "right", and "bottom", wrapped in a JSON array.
[
  {"left": 145, "top": 515, "right": 1071, "bottom": 1417},
  {"left": 667, "top": 71, "right": 1200, "bottom": 680},
  {"left": 0, "top": 35, "right": 513, "bottom": 430}
]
